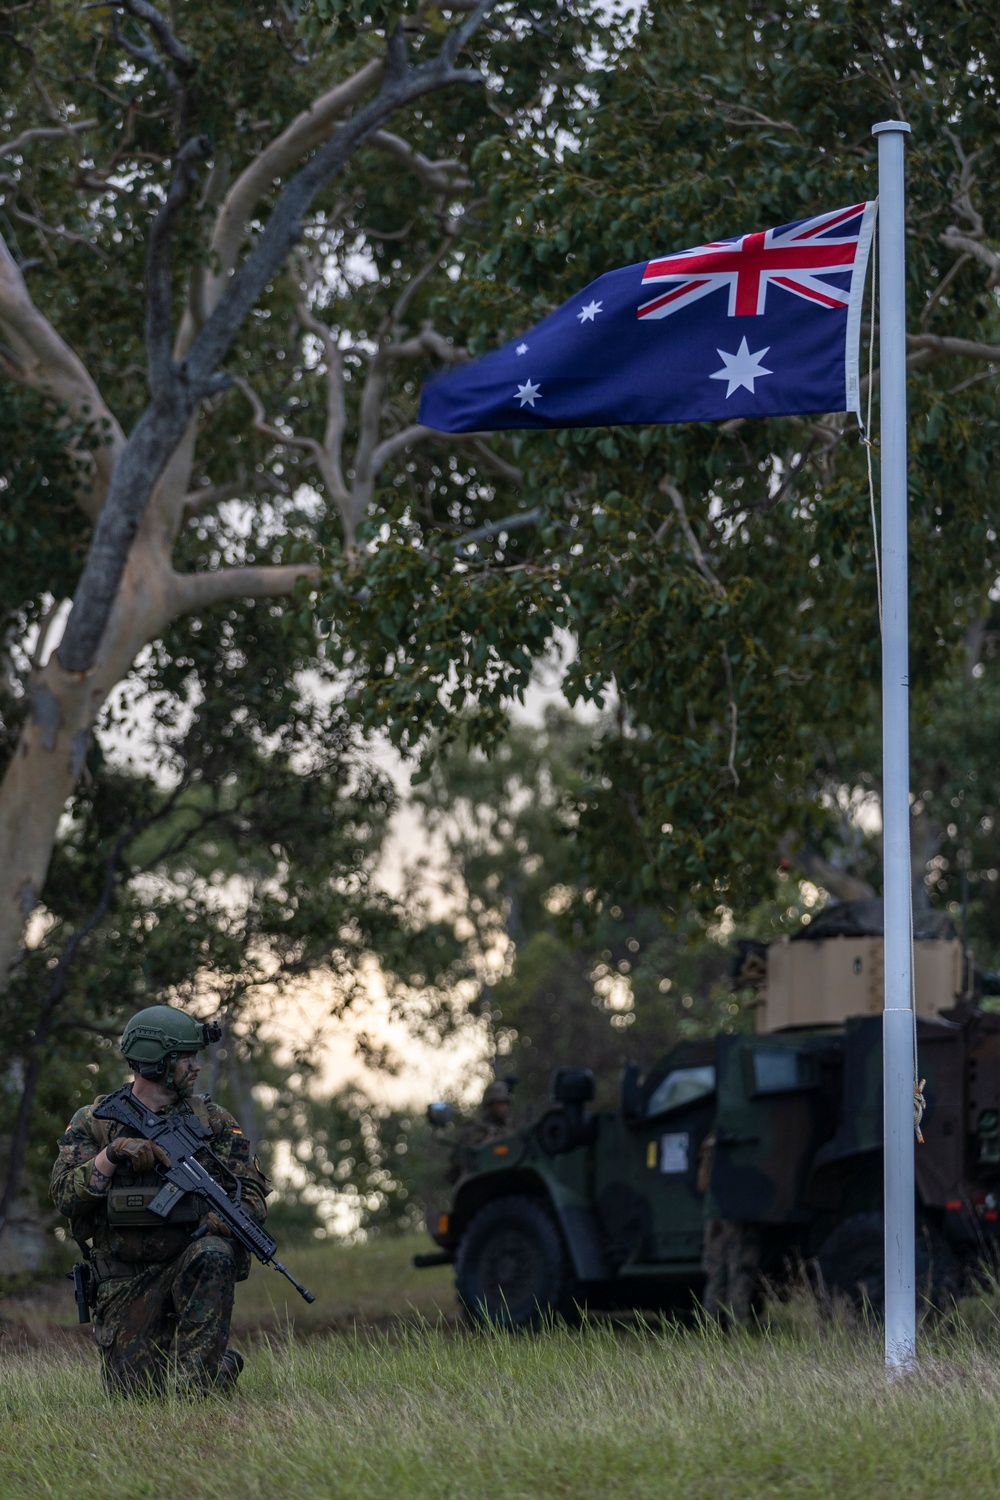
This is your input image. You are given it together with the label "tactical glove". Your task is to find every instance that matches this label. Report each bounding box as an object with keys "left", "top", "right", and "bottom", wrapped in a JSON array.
[
  {"left": 106, "top": 1137, "right": 171, "bottom": 1172},
  {"left": 198, "top": 1210, "right": 232, "bottom": 1238}
]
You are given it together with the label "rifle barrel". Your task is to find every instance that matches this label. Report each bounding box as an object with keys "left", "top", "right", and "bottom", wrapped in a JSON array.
[{"left": 272, "top": 1257, "right": 316, "bottom": 1303}]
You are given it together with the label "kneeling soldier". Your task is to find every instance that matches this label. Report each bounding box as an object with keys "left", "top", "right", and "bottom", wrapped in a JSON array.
[{"left": 51, "top": 1005, "right": 268, "bottom": 1396}]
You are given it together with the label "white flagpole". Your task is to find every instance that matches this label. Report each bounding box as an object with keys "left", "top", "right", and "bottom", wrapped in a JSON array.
[{"left": 872, "top": 119, "right": 915, "bottom": 1371}]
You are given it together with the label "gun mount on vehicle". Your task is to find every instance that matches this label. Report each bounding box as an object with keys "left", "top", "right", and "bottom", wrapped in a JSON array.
[{"left": 417, "top": 902, "right": 1000, "bottom": 1327}]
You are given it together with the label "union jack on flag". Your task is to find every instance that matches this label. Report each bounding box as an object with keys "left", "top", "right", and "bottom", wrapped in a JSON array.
[
  {"left": 419, "top": 201, "right": 876, "bottom": 433},
  {"left": 638, "top": 204, "right": 872, "bottom": 321}
]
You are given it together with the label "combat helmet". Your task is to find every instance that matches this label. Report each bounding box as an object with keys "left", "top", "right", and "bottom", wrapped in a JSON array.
[
  {"left": 482, "top": 1079, "right": 513, "bottom": 1107},
  {"left": 120, "top": 1005, "right": 221, "bottom": 1082}
]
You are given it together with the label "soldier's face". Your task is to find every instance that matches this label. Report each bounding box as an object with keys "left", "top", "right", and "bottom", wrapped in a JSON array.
[{"left": 171, "top": 1052, "right": 201, "bottom": 1097}]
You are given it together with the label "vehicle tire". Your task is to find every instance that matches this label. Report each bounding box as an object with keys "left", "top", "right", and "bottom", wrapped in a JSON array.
[
  {"left": 455, "top": 1195, "right": 572, "bottom": 1330},
  {"left": 816, "top": 1211, "right": 960, "bottom": 1313}
]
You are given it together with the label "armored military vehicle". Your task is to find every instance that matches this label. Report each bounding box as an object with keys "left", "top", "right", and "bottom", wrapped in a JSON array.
[{"left": 416, "top": 902, "right": 1000, "bottom": 1326}]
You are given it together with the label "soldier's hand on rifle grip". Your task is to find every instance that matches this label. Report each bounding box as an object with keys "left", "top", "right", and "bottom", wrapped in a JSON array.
[
  {"left": 106, "top": 1137, "right": 171, "bottom": 1172},
  {"left": 198, "top": 1210, "right": 232, "bottom": 1238}
]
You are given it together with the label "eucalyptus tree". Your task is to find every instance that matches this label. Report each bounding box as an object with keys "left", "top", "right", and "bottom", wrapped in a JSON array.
[
  {"left": 0, "top": 0, "right": 595, "bottom": 992},
  {"left": 6, "top": 0, "right": 1000, "bottom": 1017}
]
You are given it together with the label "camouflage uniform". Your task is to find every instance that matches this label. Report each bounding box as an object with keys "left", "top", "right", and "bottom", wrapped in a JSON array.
[
  {"left": 50, "top": 1092, "right": 267, "bottom": 1395},
  {"left": 701, "top": 1218, "right": 760, "bottom": 1324},
  {"left": 697, "top": 1130, "right": 759, "bottom": 1323},
  {"left": 445, "top": 1084, "right": 514, "bottom": 1183}
]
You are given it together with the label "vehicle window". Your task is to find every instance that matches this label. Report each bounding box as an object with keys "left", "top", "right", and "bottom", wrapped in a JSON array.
[
  {"left": 645, "top": 1065, "right": 716, "bottom": 1117},
  {"left": 749, "top": 1048, "right": 814, "bottom": 1094}
]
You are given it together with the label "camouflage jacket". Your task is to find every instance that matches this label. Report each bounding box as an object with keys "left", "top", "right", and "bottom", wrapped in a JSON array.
[
  {"left": 445, "top": 1118, "right": 512, "bottom": 1184},
  {"left": 50, "top": 1092, "right": 268, "bottom": 1270}
]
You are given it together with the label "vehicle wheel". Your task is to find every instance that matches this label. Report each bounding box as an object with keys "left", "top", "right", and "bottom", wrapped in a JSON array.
[
  {"left": 455, "top": 1195, "right": 572, "bottom": 1329},
  {"left": 816, "top": 1211, "right": 960, "bottom": 1313}
]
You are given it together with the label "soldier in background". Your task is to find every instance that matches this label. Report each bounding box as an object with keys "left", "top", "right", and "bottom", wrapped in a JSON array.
[
  {"left": 697, "top": 1129, "right": 760, "bottom": 1325},
  {"left": 51, "top": 1005, "right": 268, "bottom": 1396},
  {"left": 445, "top": 1077, "right": 516, "bottom": 1183},
  {"left": 467, "top": 1078, "right": 515, "bottom": 1144}
]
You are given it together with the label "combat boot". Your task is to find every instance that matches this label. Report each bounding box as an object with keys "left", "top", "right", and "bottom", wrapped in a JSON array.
[{"left": 215, "top": 1347, "right": 245, "bottom": 1392}]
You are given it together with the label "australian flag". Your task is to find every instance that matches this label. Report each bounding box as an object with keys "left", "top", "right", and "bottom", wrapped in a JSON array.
[{"left": 419, "top": 203, "right": 876, "bottom": 433}]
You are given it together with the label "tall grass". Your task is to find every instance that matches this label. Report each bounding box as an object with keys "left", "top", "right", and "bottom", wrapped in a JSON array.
[{"left": 4, "top": 1303, "right": 1000, "bottom": 1499}]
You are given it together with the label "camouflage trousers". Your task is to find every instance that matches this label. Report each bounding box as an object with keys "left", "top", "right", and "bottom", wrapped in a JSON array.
[
  {"left": 701, "top": 1218, "right": 760, "bottom": 1324},
  {"left": 93, "top": 1234, "right": 237, "bottom": 1396}
]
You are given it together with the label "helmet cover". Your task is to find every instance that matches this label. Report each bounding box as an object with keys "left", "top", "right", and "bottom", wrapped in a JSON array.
[
  {"left": 120, "top": 1005, "right": 220, "bottom": 1067},
  {"left": 482, "top": 1079, "right": 512, "bottom": 1106}
]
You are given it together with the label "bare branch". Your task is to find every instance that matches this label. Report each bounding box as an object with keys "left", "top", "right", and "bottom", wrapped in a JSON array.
[
  {"left": 0, "top": 120, "right": 97, "bottom": 161},
  {"left": 455, "top": 507, "right": 540, "bottom": 558},
  {"left": 203, "top": 60, "right": 385, "bottom": 310},
  {"left": 369, "top": 129, "right": 470, "bottom": 195},
  {"left": 117, "top": 0, "right": 193, "bottom": 70},
  {"left": 920, "top": 252, "right": 971, "bottom": 330},
  {"left": 290, "top": 254, "right": 350, "bottom": 501},
  {"left": 29, "top": 598, "right": 62, "bottom": 672},
  {"left": 234, "top": 375, "right": 325, "bottom": 462},
  {"left": 720, "top": 643, "right": 739, "bottom": 789},
  {"left": 146, "top": 135, "right": 213, "bottom": 393},
  {"left": 383, "top": 324, "right": 467, "bottom": 363},
  {"left": 660, "top": 479, "right": 725, "bottom": 598},
  {"left": 110, "top": 5, "right": 169, "bottom": 80},
  {"left": 183, "top": 477, "right": 246, "bottom": 517},
  {"left": 171, "top": 562, "right": 321, "bottom": 612},
  {"left": 234, "top": 375, "right": 351, "bottom": 520},
  {"left": 385, "top": 221, "right": 464, "bottom": 334},
  {"left": 443, "top": 0, "right": 495, "bottom": 61},
  {"left": 9, "top": 203, "right": 111, "bottom": 263},
  {"left": 461, "top": 436, "right": 522, "bottom": 488},
  {"left": 186, "top": 41, "right": 488, "bottom": 386},
  {"left": 906, "top": 331, "right": 1000, "bottom": 363},
  {"left": 370, "top": 423, "right": 433, "bottom": 474},
  {"left": 942, "top": 124, "right": 987, "bottom": 237},
  {"left": 712, "top": 100, "right": 798, "bottom": 134},
  {"left": 939, "top": 227, "right": 1000, "bottom": 287},
  {"left": 946, "top": 367, "right": 996, "bottom": 397},
  {"left": 0, "top": 232, "right": 125, "bottom": 523}
]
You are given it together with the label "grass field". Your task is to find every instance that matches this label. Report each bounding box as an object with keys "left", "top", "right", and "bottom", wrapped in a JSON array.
[
  {"left": 4, "top": 1238, "right": 1000, "bottom": 1499},
  {"left": 0, "top": 1232, "right": 455, "bottom": 1341}
]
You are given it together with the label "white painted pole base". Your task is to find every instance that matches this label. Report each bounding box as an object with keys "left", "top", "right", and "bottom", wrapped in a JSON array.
[{"left": 883, "top": 1006, "right": 916, "bottom": 1371}]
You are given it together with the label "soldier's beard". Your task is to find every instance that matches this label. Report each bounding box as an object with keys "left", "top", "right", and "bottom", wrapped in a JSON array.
[{"left": 171, "top": 1069, "right": 197, "bottom": 1098}]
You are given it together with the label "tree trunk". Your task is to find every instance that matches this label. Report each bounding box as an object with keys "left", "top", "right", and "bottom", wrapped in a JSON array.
[{"left": 0, "top": 535, "right": 176, "bottom": 983}]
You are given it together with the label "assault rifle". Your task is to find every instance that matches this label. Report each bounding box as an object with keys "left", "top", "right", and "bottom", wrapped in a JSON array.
[{"left": 93, "top": 1085, "right": 315, "bottom": 1303}]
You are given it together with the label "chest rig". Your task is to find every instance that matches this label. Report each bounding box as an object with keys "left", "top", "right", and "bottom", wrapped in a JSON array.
[{"left": 90, "top": 1093, "right": 212, "bottom": 1227}]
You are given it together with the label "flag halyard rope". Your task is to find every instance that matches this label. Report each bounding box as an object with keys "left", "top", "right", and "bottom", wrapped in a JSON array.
[{"left": 861, "top": 205, "right": 883, "bottom": 632}]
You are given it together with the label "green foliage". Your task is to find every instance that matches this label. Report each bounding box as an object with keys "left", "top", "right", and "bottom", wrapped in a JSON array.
[
  {"left": 260, "top": 1085, "right": 451, "bottom": 1238},
  {"left": 409, "top": 709, "right": 759, "bottom": 1114},
  {"left": 1, "top": 635, "right": 472, "bottom": 1215},
  {"left": 318, "top": 0, "right": 1000, "bottom": 923}
]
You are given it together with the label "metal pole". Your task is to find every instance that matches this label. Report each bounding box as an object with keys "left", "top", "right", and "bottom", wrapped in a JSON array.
[{"left": 872, "top": 119, "right": 915, "bottom": 1372}]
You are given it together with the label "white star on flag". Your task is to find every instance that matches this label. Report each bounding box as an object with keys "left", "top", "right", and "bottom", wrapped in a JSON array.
[
  {"left": 577, "top": 300, "right": 603, "bottom": 323},
  {"left": 516, "top": 343, "right": 528, "bottom": 355},
  {"left": 710, "top": 337, "right": 772, "bottom": 397},
  {"left": 515, "top": 379, "right": 541, "bottom": 408}
]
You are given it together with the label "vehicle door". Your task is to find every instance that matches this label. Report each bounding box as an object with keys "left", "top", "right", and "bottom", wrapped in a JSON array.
[
  {"left": 710, "top": 1033, "right": 829, "bottom": 1223},
  {"left": 592, "top": 1056, "right": 717, "bottom": 1264}
]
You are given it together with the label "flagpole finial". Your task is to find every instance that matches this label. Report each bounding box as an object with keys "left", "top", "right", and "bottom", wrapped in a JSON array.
[{"left": 872, "top": 120, "right": 912, "bottom": 136}]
